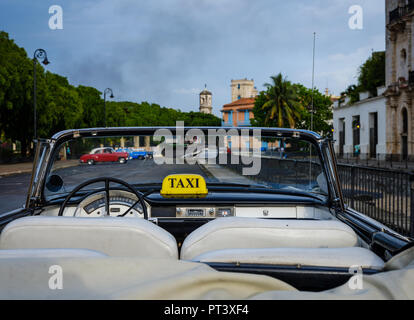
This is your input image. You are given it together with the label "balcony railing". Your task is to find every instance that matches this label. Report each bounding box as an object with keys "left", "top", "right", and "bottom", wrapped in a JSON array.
[{"left": 389, "top": 2, "right": 414, "bottom": 24}]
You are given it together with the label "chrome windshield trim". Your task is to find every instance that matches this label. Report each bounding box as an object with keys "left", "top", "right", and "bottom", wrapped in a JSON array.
[
  {"left": 29, "top": 127, "right": 329, "bottom": 208},
  {"left": 50, "top": 127, "right": 323, "bottom": 142}
]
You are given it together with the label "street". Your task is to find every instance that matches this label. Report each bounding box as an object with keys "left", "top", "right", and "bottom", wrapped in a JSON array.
[
  {"left": 0, "top": 159, "right": 217, "bottom": 214},
  {"left": 0, "top": 173, "right": 31, "bottom": 214}
]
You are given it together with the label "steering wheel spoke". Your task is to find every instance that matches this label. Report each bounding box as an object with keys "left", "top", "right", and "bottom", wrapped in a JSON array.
[
  {"left": 105, "top": 179, "right": 110, "bottom": 216},
  {"left": 58, "top": 177, "right": 148, "bottom": 219}
]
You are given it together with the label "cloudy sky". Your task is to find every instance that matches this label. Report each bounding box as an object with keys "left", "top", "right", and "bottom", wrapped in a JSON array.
[{"left": 0, "top": 0, "right": 385, "bottom": 116}]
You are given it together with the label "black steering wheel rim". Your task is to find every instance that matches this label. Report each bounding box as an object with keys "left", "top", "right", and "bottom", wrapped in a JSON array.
[{"left": 57, "top": 177, "right": 148, "bottom": 219}]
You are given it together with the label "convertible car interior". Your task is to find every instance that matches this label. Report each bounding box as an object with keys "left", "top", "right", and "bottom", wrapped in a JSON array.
[{"left": 0, "top": 127, "right": 413, "bottom": 299}]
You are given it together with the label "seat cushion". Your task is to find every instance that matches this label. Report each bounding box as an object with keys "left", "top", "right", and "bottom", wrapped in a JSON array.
[
  {"left": 0, "top": 248, "right": 107, "bottom": 259},
  {"left": 192, "top": 247, "right": 384, "bottom": 270},
  {"left": 0, "top": 216, "right": 178, "bottom": 259},
  {"left": 180, "top": 217, "right": 358, "bottom": 260}
]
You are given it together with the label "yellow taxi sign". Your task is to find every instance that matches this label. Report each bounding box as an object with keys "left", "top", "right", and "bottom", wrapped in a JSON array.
[{"left": 160, "top": 174, "right": 208, "bottom": 198}]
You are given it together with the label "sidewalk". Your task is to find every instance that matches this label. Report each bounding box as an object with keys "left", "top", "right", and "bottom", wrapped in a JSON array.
[{"left": 0, "top": 160, "right": 79, "bottom": 177}]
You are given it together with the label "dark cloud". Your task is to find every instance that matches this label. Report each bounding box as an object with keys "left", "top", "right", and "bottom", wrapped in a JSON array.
[{"left": 1, "top": 0, "right": 385, "bottom": 115}]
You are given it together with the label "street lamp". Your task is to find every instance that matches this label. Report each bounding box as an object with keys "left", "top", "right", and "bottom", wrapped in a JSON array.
[
  {"left": 33, "top": 49, "right": 50, "bottom": 141},
  {"left": 103, "top": 88, "right": 114, "bottom": 128}
]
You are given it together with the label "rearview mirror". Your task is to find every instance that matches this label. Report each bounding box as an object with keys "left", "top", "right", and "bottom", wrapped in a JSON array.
[{"left": 46, "top": 174, "right": 64, "bottom": 192}]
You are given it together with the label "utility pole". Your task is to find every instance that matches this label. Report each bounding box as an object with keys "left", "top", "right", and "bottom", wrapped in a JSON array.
[
  {"left": 309, "top": 32, "right": 316, "bottom": 188},
  {"left": 311, "top": 32, "right": 316, "bottom": 132}
]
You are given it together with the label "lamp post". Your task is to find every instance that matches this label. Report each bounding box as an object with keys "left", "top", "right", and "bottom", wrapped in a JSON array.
[
  {"left": 33, "top": 49, "right": 50, "bottom": 141},
  {"left": 103, "top": 88, "right": 114, "bottom": 128}
]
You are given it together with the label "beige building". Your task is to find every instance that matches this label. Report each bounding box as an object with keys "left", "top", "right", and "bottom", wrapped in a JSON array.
[
  {"left": 231, "top": 79, "right": 258, "bottom": 102},
  {"left": 199, "top": 88, "right": 213, "bottom": 114},
  {"left": 333, "top": 1, "right": 414, "bottom": 160},
  {"left": 384, "top": 0, "right": 414, "bottom": 159}
]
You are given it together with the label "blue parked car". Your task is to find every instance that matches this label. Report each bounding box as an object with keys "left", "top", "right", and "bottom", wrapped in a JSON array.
[{"left": 116, "top": 148, "right": 147, "bottom": 160}]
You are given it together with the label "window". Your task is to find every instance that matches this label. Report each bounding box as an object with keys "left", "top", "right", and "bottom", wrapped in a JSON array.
[
  {"left": 237, "top": 84, "right": 240, "bottom": 89},
  {"left": 237, "top": 95, "right": 241, "bottom": 100},
  {"left": 401, "top": 49, "right": 407, "bottom": 67},
  {"left": 352, "top": 116, "right": 360, "bottom": 156}
]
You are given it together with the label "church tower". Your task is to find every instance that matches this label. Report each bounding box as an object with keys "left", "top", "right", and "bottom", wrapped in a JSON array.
[{"left": 199, "top": 86, "right": 212, "bottom": 114}]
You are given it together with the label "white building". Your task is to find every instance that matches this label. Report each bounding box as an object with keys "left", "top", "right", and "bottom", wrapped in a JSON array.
[
  {"left": 333, "top": 0, "right": 414, "bottom": 160},
  {"left": 333, "top": 87, "right": 387, "bottom": 160}
]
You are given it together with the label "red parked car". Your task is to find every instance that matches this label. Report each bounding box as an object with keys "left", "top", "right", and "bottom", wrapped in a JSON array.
[{"left": 80, "top": 147, "right": 128, "bottom": 165}]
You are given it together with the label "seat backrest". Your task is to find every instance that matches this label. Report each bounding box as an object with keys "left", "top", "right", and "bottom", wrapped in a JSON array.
[
  {"left": 0, "top": 248, "right": 107, "bottom": 259},
  {"left": 0, "top": 216, "right": 178, "bottom": 259},
  {"left": 180, "top": 217, "right": 358, "bottom": 260},
  {"left": 191, "top": 247, "right": 384, "bottom": 270}
]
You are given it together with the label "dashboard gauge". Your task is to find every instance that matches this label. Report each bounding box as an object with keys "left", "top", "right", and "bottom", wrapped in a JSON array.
[{"left": 76, "top": 190, "right": 145, "bottom": 217}]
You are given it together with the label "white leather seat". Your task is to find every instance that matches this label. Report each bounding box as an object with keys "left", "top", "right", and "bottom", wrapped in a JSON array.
[
  {"left": 192, "top": 247, "right": 384, "bottom": 270},
  {"left": 180, "top": 217, "right": 358, "bottom": 260},
  {"left": 0, "top": 248, "right": 107, "bottom": 259},
  {"left": 0, "top": 216, "right": 178, "bottom": 259}
]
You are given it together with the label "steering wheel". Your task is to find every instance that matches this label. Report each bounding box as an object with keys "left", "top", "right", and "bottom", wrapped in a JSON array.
[{"left": 57, "top": 177, "right": 148, "bottom": 219}]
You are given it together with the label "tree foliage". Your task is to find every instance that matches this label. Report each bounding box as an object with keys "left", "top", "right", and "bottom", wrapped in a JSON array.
[
  {"left": 294, "top": 84, "right": 333, "bottom": 135},
  {"left": 0, "top": 31, "right": 221, "bottom": 157},
  {"left": 340, "top": 51, "right": 385, "bottom": 102},
  {"left": 251, "top": 74, "right": 305, "bottom": 128},
  {"left": 252, "top": 74, "right": 332, "bottom": 135},
  {"left": 358, "top": 51, "right": 385, "bottom": 97}
]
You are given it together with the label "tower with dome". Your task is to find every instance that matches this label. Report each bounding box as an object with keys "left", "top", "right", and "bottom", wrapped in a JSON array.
[{"left": 199, "top": 86, "right": 212, "bottom": 114}]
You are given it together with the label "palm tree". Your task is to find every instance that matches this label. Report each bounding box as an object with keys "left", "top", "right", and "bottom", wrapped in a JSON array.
[{"left": 261, "top": 73, "right": 304, "bottom": 128}]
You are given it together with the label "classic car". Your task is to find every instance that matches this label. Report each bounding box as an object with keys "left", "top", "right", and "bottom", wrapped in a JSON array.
[
  {"left": 79, "top": 147, "right": 129, "bottom": 165},
  {"left": 0, "top": 126, "right": 413, "bottom": 300},
  {"left": 116, "top": 147, "right": 148, "bottom": 160}
]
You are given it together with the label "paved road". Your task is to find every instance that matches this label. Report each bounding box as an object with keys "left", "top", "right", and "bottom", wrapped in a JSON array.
[
  {"left": 0, "top": 158, "right": 264, "bottom": 214},
  {"left": 0, "top": 173, "right": 31, "bottom": 214},
  {"left": 0, "top": 159, "right": 227, "bottom": 214}
]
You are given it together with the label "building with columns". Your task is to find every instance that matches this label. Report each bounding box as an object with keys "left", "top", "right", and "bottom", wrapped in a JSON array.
[
  {"left": 333, "top": 0, "right": 414, "bottom": 160},
  {"left": 384, "top": 0, "right": 414, "bottom": 159}
]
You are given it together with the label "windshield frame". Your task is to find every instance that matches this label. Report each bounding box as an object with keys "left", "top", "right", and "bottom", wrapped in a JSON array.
[{"left": 29, "top": 127, "right": 339, "bottom": 207}]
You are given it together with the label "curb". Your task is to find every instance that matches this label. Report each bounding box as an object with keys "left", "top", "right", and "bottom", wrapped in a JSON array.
[
  {"left": 0, "top": 161, "right": 79, "bottom": 178},
  {"left": 0, "top": 169, "right": 33, "bottom": 178}
]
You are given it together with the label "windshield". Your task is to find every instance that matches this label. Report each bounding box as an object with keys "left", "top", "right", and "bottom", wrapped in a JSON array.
[{"left": 44, "top": 130, "right": 328, "bottom": 200}]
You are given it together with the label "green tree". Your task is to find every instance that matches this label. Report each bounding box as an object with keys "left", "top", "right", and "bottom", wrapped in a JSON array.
[
  {"left": 42, "top": 72, "right": 84, "bottom": 136},
  {"left": 358, "top": 51, "right": 385, "bottom": 97},
  {"left": 340, "top": 51, "right": 385, "bottom": 103},
  {"left": 294, "top": 84, "right": 333, "bottom": 135},
  {"left": 340, "top": 84, "right": 361, "bottom": 105},
  {"left": 77, "top": 86, "right": 103, "bottom": 128},
  {"left": 0, "top": 31, "right": 36, "bottom": 156},
  {"left": 252, "top": 73, "right": 304, "bottom": 128}
]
